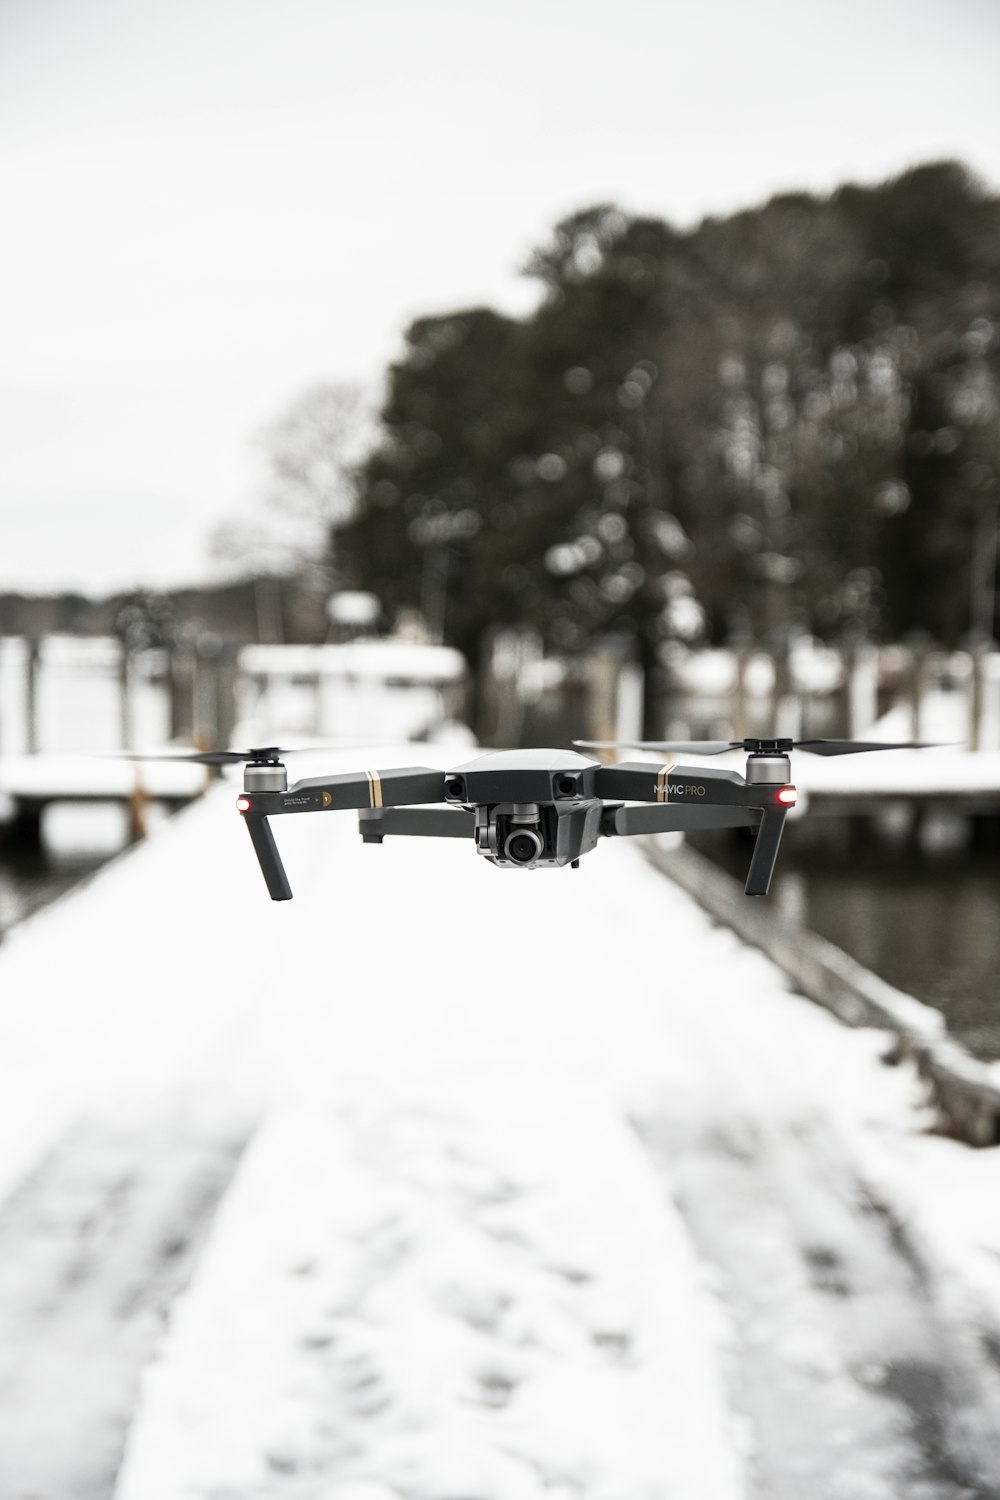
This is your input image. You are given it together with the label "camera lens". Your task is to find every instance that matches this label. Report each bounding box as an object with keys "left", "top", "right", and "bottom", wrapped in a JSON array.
[
  {"left": 445, "top": 778, "right": 465, "bottom": 799},
  {"left": 557, "top": 775, "right": 578, "bottom": 797},
  {"left": 504, "top": 829, "right": 543, "bottom": 865}
]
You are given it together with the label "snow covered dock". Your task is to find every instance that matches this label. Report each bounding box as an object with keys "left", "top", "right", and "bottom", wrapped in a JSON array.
[
  {"left": 0, "top": 753, "right": 206, "bottom": 843},
  {"left": 1, "top": 746, "right": 999, "bottom": 1498}
]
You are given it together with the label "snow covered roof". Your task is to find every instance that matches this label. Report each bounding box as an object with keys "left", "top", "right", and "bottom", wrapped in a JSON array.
[{"left": 239, "top": 641, "right": 467, "bottom": 683}]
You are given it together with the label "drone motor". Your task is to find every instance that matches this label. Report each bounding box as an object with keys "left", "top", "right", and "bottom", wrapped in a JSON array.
[
  {"left": 745, "top": 752, "right": 792, "bottom": 784},
  {"left": 243, "top": 759, "right": 288, "bottom": 793}
]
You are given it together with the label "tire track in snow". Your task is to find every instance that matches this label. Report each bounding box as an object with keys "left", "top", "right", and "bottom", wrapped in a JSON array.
[
  {"left": 0, "top": 1109, "right": 251, "bottom": 1500},
  {"left": 635, "top": 1109, "right": 1000, "bottom": 1499}
]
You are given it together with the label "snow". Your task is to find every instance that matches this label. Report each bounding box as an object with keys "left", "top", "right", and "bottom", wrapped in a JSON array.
[
  {"left": 237, "top": 643, "right": 468, "bottom": 743},
  {"left": 113, "top": 1093, "right": 743, "bottom": 1500},
  {"left": 0, "top": 752, "right": 206, "bottom": 799},
  {"left": 239, "top": 642, "right": 468, "bottom": 683},
  {"left": 0, "top": 741, "right": 999, "bottom": 1494},
  {"left": 792, "top": 745, "right": 1000, "bottom": 796},
  {"left": 666, "top": 643, "right": 846, "bottom": 696}
]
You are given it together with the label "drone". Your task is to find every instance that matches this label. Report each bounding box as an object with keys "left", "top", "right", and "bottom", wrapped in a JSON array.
[{"left": 132, "top": 735, "right": 930, "bottom": 901}]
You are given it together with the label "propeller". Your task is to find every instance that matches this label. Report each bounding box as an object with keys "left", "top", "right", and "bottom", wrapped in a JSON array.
[
  {"left": 111, "top": 732, "right": 472, "bottom": 767},
  {"left": 574, "top": 737, "right": 937, "bottom": 757},
  {"left": 114, "top": 744, "right": 339, "bottom": 766}
]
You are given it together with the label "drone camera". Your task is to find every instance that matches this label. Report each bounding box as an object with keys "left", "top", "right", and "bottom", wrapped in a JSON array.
[
  {"left": 503, "top": 827, "right": 545, "bottom": 864},
  {"left": 444, "top": 777, "right": 466, "bottom": 801},
  {"left": 474, "top": 800, "right": 553, "bottom": 868},
  {"left": 556, "top": 773, "right": 581, "bottom": 797}
]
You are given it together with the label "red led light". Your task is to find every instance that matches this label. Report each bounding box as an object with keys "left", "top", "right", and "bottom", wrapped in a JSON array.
[
  {"left": 776, "top": 787, "right": 797, "bottom": 805},
  {"left": 236, "top": 796, "right": 252, "bottom": 812}
]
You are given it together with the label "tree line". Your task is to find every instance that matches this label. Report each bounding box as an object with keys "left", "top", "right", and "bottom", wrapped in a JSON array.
[{"left": 309, "top": 163, "right": 1000, "bottom": 690}]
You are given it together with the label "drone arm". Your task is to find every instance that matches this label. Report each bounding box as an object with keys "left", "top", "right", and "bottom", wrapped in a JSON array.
[
  {"left": 240, "top": 766, "right": 448, "bottom": 818},
  {"left": 358, "top": 807, "right": 476, "bottom": 842},
  {"left": 291, "top": 766, "right": 448, "bottom": 810},
  {"left": 593, "top": 762, "right": 675, "bottom": 802},
  {"left": 243, "top": 812, "right": 293, "bottom": 901},
  {"left": 594, "top": 761, "right": 794, "bottom": 896},
  {"left": 594, "top": 762, "right": 752, "bottom": 805},
  {"left": 601, "top": 803, "right": 760, "bottom": 836},
  {"left": 744, "top": 807, "right": 787, "bottom": 896}
]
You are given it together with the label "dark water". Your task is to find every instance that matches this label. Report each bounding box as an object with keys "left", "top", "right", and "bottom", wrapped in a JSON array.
[
  {"left": 0, "top": 805, "right": 129, "bottom": 940},
  {"left": 692, "top": 826, "right": 1000, "bottom": 1063},
  {"left": 0, "top": 848, "right": 108, "bottom": 937}
]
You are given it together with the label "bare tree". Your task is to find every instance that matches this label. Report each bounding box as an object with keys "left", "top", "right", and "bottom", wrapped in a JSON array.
[
  {"left": 262, "top": 380, "right": 373, "bottom": 544},
  {"left": 212, "top": 380, "right": 376, "bottom": 635}
]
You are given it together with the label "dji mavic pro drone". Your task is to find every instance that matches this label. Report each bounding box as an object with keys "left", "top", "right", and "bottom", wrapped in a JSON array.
[{"left": 133, "top": 736, "right": 928, "bottom": 901}]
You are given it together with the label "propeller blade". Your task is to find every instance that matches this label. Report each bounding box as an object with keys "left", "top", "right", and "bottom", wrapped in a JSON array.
[
  {"left": 793, "top": 738, "right": 936, "bottom": 756},
  {"left": 574, "top": 739, "right": 741, "bottom": 755},
  {"left": 115, "top": 749, "right": 252, "bottom": 765},
  {"left": 112, "top": 735, "right": 469, "bottom": 767},
  {"left": 575, "top": 736, "right": 939, "bottom": 758},
  {"left": 114, "top": 744, "right": 344, "bottom": 766}
]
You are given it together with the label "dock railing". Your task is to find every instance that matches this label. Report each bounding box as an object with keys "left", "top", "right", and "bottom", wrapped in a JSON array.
[{"left": 642, "top": 835, "right": 1000, "bottom": 1148}]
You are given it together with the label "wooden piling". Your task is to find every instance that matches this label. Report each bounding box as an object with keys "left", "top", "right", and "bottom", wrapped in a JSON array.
[
  {"left": 118, "top": 644, "right": 134, "bottom": 752},
  {"left": 168, "top": 648, "right": 195, "bottom": 742},
  {"left": 128, "top": 772, "right": 149, "bottom": 842},
  {"left": 731, "top": 648, "right": 749, "bottom": 736},
  {"left": 968, "top": 646, "right": 987, "bottom": 753},
  {"left": 845, "top": 645, "right": 878, "bottom": 740},
  {"left": 24, "top": 638, "right": 40, "bottom": 755},
  {"left": 908, "top": 643, "right": 930, "bottom": 742}
]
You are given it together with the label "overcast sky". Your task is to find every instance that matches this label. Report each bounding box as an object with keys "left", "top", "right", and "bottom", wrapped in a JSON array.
[{"left": 2, "top": 0, "right": 999, "bottom": 597}]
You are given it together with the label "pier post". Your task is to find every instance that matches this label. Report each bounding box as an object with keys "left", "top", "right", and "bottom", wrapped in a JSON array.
[
  {"left": 24, "top": 638, "right": 41, "bottom": 755},
  {"left": 188, "top": 639, "right": 238, "bottom": 759},
  {"left": 769, "top": 642, "right": 796, "bottom": 737},
  {"left": 477, "top": 629, "right": 524, "bottom": 747},
  {"left": 966, "top": 645, "right": 995, "bottom": 752},
  {"left": 907, "top": 640, "right": 931, "bottom": 742},
  {"left": 168, "top": 647, "right": 195, "bottom": 742},
  {"left": 127, "top": 773, "right": 149, "bottom": 843},
  {"left": 731, "top": 648, "right": 749, "bottom": 736},
  {"left": 216, "top": 647, "right": 238, "bottom": 753},
  {"left": 118, "top": 644, "right": 134, "bottom": 751},
  {"left": 586, "top": 645, "right": 624, "bottom": 747},
  {"left": 192, "top": 652, "right": 214, "bottom": 752},
  {"left": 845, "top": 645, "right": 878, "bottom": 739},
  {"left": 615, "top": 659, "right": 644, "bottom": 746}
]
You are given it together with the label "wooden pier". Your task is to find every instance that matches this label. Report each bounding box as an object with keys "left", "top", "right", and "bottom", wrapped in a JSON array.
[
  {"left": 790, "top": 748, "right": 1000, "bottom": 850},
  {"left": 0, "top": 755, "right": 207, "bottom": 848}
]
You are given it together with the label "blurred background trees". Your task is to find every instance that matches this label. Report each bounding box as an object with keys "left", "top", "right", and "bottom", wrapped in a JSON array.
[{"left": 276, "top": 162, "right": 999, "bottom": 708}]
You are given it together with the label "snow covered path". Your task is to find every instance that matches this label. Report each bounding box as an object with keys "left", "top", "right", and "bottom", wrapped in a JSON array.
[
  {"left": 0, "top": 1108, "right": 246, "bottom": 1498},
  {"left": 638, "top": 1040, "right": 1000, "bottom": 1498},
  {"left": 0, "top": 752, "right": 999, "bottom": 1498}
]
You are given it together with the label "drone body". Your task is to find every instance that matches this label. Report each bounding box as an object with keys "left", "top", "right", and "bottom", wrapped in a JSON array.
[
  {"left": 232, "top": 743, "right": 805, "bottom": 902},
  {"left": 123, "top": 728, "right": 931, "bottom": 904}
]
